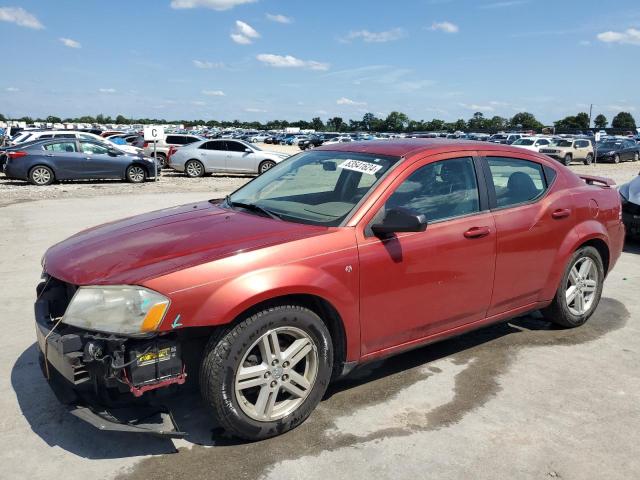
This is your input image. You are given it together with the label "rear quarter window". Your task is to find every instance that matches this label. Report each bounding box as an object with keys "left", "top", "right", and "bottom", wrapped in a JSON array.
[{"left": 486, "top": 157, "right": 547, "bottom": 208}]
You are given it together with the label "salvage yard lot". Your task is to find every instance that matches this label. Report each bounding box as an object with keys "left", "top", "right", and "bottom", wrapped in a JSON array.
[{"left": 1, "top": 153, "right": 639, "bottom": 480}]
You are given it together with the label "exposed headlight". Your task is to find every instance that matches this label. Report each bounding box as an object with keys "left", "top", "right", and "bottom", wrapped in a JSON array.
[{"left": 62, "top": 286, "right": 170, "bottom": 335}]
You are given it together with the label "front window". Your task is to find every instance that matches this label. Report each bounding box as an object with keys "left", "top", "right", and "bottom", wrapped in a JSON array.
[
  {"left": 80, "top": 142, "right": 109, "bottom": 154},
  {"left": 551, "top": 140, "right": 573, "bottom": 147},
  {"left": 227, "top": 151, "right": 400, "bottom": 226}
]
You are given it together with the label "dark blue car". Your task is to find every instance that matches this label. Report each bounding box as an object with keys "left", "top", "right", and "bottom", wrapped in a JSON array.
[{"left": 2, "top": 138, "right": 157, "bottom": 185}]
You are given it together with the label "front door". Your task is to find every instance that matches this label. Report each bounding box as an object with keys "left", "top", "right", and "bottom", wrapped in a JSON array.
[
  {"left": 357, "top": 155, "right": 496, "bottom": 356},
  {"left": 224, "top": 141, "right": 255, "bottom": 172},
  {"left": 79, "top": 141, "right": 121, "bottom": 178}
]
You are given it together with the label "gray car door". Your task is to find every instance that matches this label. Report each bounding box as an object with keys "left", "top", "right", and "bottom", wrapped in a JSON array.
[
  {"left": 41, "top": 140, "right": 84, "bottom": 179},
  {"left": 224, "top": 141, "right": 256, "bottom": 172},
  {"left": 79, "top": 141, "right": 122, "bottom": 178},
  {"left": 199, "top": 141, "right": 227, "bottom": 171}
]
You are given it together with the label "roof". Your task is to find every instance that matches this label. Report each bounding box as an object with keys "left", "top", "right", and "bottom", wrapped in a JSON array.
[{"left": 315, "top": 138, "right": 534, "bottom": 158}]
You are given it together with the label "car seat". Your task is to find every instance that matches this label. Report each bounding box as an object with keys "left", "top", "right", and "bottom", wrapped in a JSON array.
[{"left": 506, "top": 172, "right": 538, "bottom": 204}]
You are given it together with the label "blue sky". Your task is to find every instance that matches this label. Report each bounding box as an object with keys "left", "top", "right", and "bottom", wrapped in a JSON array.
[{"left": 1, "top": 0, "right": 639, "bottom": 124}]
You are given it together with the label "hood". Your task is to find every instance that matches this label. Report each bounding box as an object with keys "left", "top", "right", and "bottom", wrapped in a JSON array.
[
  {"left": 44, "top": 201, "right": 328, "bottom": 285},
  {"left": 620, "top": 175, "right": 640, "bottom": 205}
]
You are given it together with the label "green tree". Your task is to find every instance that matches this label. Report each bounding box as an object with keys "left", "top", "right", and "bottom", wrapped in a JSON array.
[
  {"left": 611, "top": 112, "right": 636, "bottom": 130},
  {"left": 310, "top": 116, "right": 324, "bottom": 131},
  {"left": 593, "top": 114, "right": 608, "bottom": 129},
  {"left": 46, "top": 115, "right": 62, "bottom": 124},
  {"left": 487, "top": 116, "right": 508, "bottom": 131},
  {"left": 554, "top": 112, "right": 590, "bottom": 131},
  {"left": 453, "top": 119, "right": 467, "bottom": 131},
  {"left": 115, "top": 114, "right": 127, "bottom": 124},
  {"left": 384, "top": 111, "right": 409, "bottom": 132},
  {"left": 424, "top": 119, "right": 445, "bottom": 131},
  {"left": 467, "top": 112, "right": 487, "bottom": 131},
  {"left": 327, "top": 116, "right": 345, "bottom": 131},
  {"left": 509, "top": 112, "right": 544, "bottom": 131},
  {"left": 0, "top": 113, "right": 6, "bottom": 121}
]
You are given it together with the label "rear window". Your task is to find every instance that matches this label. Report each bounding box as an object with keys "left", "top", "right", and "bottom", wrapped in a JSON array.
[
  {"left": 44, "top": 141, "right": 77, "bottom": 153},
  {"left": 165, "top": 135, "right": 185, "bottom": 145}
]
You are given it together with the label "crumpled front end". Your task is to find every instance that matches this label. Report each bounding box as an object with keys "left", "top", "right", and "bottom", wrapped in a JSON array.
[{"left": 35, "top": 275, "right": 188, "bottom": 437}]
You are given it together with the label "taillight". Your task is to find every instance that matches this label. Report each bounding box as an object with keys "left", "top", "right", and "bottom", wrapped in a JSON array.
[
  {"left": 8, "top": 151, "right": 28, "bottom": 159},
  {"left": 167, "top": 146, "right": 177, "bottom": 159},
  {"left": 143, "top": 141, "right": 149, "bottom": 148}
]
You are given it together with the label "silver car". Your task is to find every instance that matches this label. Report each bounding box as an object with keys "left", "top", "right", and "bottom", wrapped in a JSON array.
[{"left": 169, "top": 139, "right": 290, "bottom": 177}]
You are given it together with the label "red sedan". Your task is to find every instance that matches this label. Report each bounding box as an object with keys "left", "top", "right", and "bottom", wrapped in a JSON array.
[{"left": 36, "top": 139, "right": 624, "bottom": 440}]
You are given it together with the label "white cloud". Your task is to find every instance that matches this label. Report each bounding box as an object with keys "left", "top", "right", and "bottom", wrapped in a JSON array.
[
  {"left": 193, "top": 60, "right": 224, "bottom": 69},
  {"left": 337, "top": 97, "right": 367, "bottom": 106},
  {"left": 597, "top": 28, "right": 640, "bottom": 46},
  {"left": 191, "top": 100, "right": 206, "bottom": 106},
  {"left": 98, "top": 88, "right": 116, "bottom": 93},
  {"left": 606, "top": 104, "right": 637, "bottom": 112},
  {"left": 6, "top": 87, "right": 19, "bottom": 92},
  {"left": 344, "top": 28, "right": 405, "bottom": 43},
  {"left": 459, "top": 103, "right": 495, "bottom": 111},
  {"left": 0, "top": 7, "right": 43, "bottom": 29},
  {"left": 430, "top": 21, "right": 459, "bottom": 33},
  {"left": 170, "top": 0, "right": 257, "bottom": 11},
  {"left": 480, "top": 0, "right": 528, "bottom": 9},
  {"left": 202, "top": 89, "right": 225, "bottom": 96},
  {"left": 256, "top": 54, "right": 329, "bottom": 71},
  {"left": 59, "top": 38, "right": 81, "bottom": 49},
  {"left": 230, "top": 20, "right": 260, "bottom": 44},
  {"left": 244, "top": 107, "right": 267, "bottom": 113},
  {"left": 266, "top": 13, "right": 292, "bottom": 24}
]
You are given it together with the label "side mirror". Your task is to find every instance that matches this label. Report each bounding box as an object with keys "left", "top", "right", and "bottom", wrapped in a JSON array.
[
  {"left": 371, "top": 207, "right": 428, "bottom": 236},
  {"left": 244, "top": 148, "right": 252, "bottom": 153},
  {"left": 108, "top": 149, "right": 120, "bottom": 156}
]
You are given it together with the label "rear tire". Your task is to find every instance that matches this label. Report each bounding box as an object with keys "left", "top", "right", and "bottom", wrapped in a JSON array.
[
  {"left": 541, "top": 246, "right": 604, "bottom": 328},
  {"left": 563, "top": 154, "right": 572, "bottom": 166},
  {"left": 199, "top": 305, "right": 333, "bottom": 440},
  {"left": 583, "top": 154, "right": 593, "bottom": 165},
  {"left": 185, "top": 159, "right": 205, "bottom": 178},
  {"left": 28, "top": 165, "right": 54, "bottom": 186}
]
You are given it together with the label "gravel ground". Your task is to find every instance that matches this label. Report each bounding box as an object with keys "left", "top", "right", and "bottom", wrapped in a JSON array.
[{"left": 1, "top": 143, "right": 638, "bottom": 208}]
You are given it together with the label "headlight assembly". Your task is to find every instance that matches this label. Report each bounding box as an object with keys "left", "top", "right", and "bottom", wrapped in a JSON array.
[{"left": 62, "top": 286, "right": 170, "bottom": 335}]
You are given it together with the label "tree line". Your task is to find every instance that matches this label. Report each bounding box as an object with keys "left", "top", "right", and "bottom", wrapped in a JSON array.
[{"left": 0, "top": 110, "right": 636, "bottom": 133}]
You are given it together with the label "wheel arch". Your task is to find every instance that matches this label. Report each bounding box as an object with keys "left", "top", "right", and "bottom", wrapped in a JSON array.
[
  {"left": 222, "top": 293, "right": 348, "bottom": 380},
  {"left": 540, "top": 223, "right": 610, "bottom": 300}
]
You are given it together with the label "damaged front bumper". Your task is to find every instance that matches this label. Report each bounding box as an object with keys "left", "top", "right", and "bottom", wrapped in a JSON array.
[{"left": 35, "top": 276, "right": 187, "bottom": 438}]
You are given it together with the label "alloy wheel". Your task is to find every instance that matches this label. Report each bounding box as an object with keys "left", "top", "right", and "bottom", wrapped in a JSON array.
[
  {"left": 260, "top": 161, "right": 275, "bottom": 173},
  {"left": 234, "top": 326, "right": 318, "bottom": 422},
  {"left": 186, "top": 161, "right": 203, "bottom": 177},
  {"left": 31, "top": 167, "right": 52, "bottom": 185},
  {"left": 565, "top": 256, "right": 598, "bottom": 316},
  {"left": 128, "top": 166, "right": 145, "bottom": 182}
]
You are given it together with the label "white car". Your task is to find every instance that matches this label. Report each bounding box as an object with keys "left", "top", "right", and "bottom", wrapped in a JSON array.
[
  {"left": 323, "top": 136, "right": 353, "bottom": 145},
  {"left": 510, "top": 136, "right": 553, "bottom": 152},
  {"left": 169, "top": 139, "right": 290, "bottom": 176},
  {"left": 9, "top": 130, "right": 142, "bottom": 155},
  {"left": 250, "top": 133, "right": 270, "bottom": 143}
]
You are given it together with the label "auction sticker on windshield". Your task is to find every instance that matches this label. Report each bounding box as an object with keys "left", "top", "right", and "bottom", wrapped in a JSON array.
[{"left": 338, "top": 159, "right": 383, "bottom": 175}]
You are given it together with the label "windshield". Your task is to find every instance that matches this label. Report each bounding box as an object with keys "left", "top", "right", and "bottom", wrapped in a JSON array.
[
  {"left": 513, "top": 139, "right": 535, "bottom": 146},
  {"left": 227, "top": 150, "right": 400, "bottom": 226},
  {"left": 551, "top": 140, "right": 573, "bottom": 147}
]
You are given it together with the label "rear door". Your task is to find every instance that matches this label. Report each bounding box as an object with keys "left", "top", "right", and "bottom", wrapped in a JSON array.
[
  {"left": 41, "top": 140, "right": 83, "bottom": 178},
  {"left": 479, "top": 152, "right": 575, "bottom": 315}
]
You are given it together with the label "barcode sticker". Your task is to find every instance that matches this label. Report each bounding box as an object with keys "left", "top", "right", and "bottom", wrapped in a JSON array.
[{"left": 338, "top": 159, "right": 383, "bottom": 175}]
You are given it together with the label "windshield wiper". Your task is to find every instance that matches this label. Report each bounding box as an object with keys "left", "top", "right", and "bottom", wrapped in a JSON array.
[{"left": 225, "top": 195, "right": 282, "bottom": 221}]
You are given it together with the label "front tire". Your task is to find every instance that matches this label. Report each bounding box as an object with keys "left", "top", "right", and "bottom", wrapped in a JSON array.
[
  {"left": 185, "top": 159, "right": 205, "bottom": 178},
  {"left": 613, "top": 154, "right": 620, "bottom": 164},
  {"left": 563, "top": 154, "right": 572, "bottom": 166},
  {"left": 28, "top": 165, "right": 54, "bottom": 186},
  {"left": 541, "top": 246, "right": 604, "bottom": 328},
  {"left": 154, "top": 153, "right": 167, "bottom": 168},
  {"left": 634, "top": 152, "right": 639, "bottom": 162},
  {"left": 126, "top": 164, "right": 146, "bottom": 183},
  {"left": 199, "top": 305, "right": 333, "bottom": 440},
  {"left": 259, "top": 160, "right": 276, "bottom": 174}
]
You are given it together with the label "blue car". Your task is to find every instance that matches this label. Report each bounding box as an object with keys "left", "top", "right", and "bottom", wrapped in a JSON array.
[{"left": 3, "top": 138, "right": 157, "bottom": 185}]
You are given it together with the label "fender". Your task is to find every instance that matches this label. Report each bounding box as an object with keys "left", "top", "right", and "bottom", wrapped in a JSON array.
[
  {"left": 539, "top": 219, "right": 609, "bottom": 301},
  {"left": 160, "top": 263, "right": 361, "bottom": 361}
]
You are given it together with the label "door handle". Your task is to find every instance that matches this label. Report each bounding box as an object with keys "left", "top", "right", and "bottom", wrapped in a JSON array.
[
  {"left": 552, "top": 208, "right": 571, "bottom": 219},
  {"left": 45, "top": 154, "right": 54, "bottom": 157},
  {"left": 464, "top": 226, "right": 491, "bottom": 239}
]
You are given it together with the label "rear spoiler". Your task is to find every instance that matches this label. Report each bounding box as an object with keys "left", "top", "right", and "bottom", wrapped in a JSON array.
[{"left": 578, "top": 174, "right": 615, "bottom": 188}]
